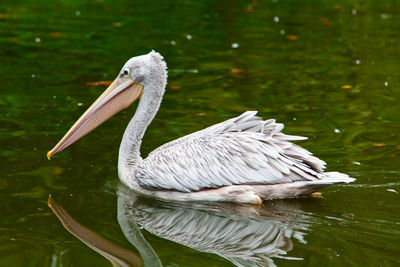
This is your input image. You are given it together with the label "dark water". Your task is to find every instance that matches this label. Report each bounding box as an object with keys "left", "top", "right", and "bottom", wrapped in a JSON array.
[{"left": 1, "top": 0, "right": 400, "bottom": 266}]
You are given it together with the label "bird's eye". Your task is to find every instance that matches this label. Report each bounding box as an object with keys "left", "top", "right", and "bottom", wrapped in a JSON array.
[{"left": 122, "top": 68, "right": 130, "bottom": 78}]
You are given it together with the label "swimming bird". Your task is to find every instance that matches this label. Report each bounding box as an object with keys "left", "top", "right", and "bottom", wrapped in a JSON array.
[{"left": 47, "top": 51, "right": 355, "bottom": 204}]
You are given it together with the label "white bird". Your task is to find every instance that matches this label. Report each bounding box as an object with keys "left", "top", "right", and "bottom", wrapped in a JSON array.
[{"left": 47, "top": 51, "right": 355, "bottom": 204}]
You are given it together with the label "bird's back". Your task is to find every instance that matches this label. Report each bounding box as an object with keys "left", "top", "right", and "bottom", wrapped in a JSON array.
[{"left": 135, "top": 111, "right": 353, "bottom": 193}]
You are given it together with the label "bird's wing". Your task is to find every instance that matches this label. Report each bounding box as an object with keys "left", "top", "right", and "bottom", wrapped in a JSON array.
[{"left": 136, "top": 111, "right": 327, "bottom": 192}]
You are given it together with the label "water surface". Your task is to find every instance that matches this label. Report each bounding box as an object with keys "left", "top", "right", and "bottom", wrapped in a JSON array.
[{"left": 1, "top": 0, "right": 399, "bottom": 266}]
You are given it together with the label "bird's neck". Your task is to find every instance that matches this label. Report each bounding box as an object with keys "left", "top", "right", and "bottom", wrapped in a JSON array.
[{"left": 118, "top": 74, "right": 166, "bottom": 169}]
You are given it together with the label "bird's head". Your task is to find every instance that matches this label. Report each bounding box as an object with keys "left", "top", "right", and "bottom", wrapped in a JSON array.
[{"left": 47, "top": 51, "right": 167, "bottom": 159}]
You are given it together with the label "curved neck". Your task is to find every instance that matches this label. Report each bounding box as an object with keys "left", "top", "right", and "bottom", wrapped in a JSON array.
[{"left": 118, "top": 74, "right": 166, "bottom": 168}]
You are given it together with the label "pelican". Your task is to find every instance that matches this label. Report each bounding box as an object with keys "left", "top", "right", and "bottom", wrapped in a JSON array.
[{"left": 47, "top": 51, "right": 355, "bottom": 204}]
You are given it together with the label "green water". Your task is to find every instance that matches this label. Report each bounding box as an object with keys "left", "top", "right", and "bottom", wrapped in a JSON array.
[{"left": 1, "top": 0, "right": 400, "bottom": 266}]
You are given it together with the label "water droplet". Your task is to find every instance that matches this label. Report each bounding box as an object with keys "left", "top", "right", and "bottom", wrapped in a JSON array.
[
  {"left": 186, "top": 34, "right": 192, "bottom": 40},
  {"left": 53, "top": 95, "right": 56, "bottom": 99},
  {"left": 75, "top": 10, "right": 81, "bottom": 16},
  {"left": 31, "top": 74, "right": 35, "bottom": 78},
  {"left": 35, "top": 37, "right": 41, "bottom": 43},
  {"left": 355, "top": 59, "right": 360, "bottom": 65},
  {"left": 334, "top": 128, "right": 340, "bottom": 133},
  {"left": 380, "top": 13, "right": 389, "bottom": 19},
  {"left": 384, "top": 81, "right": 388, "bottom": 86},
  {"left": 351, "top": 9, "right": 357, "bottom": 15},
  {"left": 77, "top": 102, "right": 83, "bottom": 106},
  {"left": 280, "top": 29, "right": 285, "bottom": 35},
  {"left": 170, "top": 40, "right": 176, "bottom": 45},
  {"left": 274, "top": 16, "right": 279, "bottom": 22},
  {"left": 231, "top": 43, "right": 239, "bottom": 48},
  {"left": 352, "top": 161, "right": 361, "bottom": 165}
]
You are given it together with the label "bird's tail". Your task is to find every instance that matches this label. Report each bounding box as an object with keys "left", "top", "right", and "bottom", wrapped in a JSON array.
[
  {"left": 284, "top": 172, "right": 355, "bottom": 198},
  {"left": 319, "top": 171, "right": 356, "bottom": 184}
]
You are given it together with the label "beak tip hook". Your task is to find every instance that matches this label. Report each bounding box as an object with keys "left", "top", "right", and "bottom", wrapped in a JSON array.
[{"left": 47, "top": 151, "right": 52, "bottom": 160}]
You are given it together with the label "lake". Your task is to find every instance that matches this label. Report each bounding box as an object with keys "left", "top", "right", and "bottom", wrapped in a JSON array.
[{"left": 1, "top": 0, "right": 399, "bottom": 266}]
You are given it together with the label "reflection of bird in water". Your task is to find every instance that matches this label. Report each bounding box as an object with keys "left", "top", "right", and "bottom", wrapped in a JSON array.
[
  {"left": 48, "top": 184, "right": 311, "bottom": 267},
  {"left": 47, "top": 51, "right": 355, "bottom": 203},
  {"left": 117, "top": 184, "right": 310, "bottom": 267},
  {"left": 48, "top": 195, "right": 145, "bottom": 267}
]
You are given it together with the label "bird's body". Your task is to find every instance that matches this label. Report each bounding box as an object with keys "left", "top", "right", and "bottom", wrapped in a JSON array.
[{"left": 48, "top": 51, "right": 355, "bottom": 204}]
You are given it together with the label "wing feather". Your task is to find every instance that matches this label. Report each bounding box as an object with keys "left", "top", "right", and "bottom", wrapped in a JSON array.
[{"left": 135, "top": 111, "right": 327, "bottom": 192}]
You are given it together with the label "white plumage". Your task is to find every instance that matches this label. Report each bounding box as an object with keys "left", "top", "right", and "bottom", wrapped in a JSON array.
[{"left": 136, "top": 111, "right": 342, "bottom": 192}]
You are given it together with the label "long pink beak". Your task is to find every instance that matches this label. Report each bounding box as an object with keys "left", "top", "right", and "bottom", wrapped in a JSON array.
[{"left": 47, "top": 78, "right": 143, "bottom": 159}]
